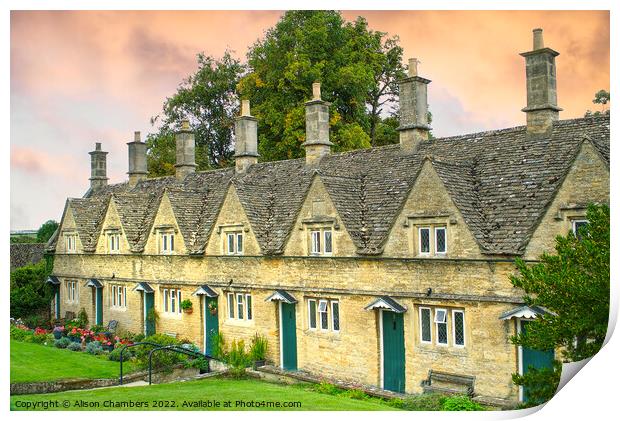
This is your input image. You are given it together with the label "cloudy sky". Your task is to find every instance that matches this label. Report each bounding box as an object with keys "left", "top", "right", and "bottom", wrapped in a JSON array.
[{"left": 10, "top": 10, "right": 609, "bottom": 230}]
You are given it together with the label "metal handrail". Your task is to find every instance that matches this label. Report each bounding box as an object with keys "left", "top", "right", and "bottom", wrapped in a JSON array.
[
  {"left": 119, "top": 341, "right": 166, "bottom": 385},
  {"left": 147, "top": 345, "right": 212, "bottom": 385}
]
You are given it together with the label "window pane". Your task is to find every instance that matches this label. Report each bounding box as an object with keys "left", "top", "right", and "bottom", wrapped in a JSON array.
[
  {"left": 164, "top": 289, "right": 169, "bottom": 312},
  {"left": 237, "top": 234, "right": 243, "bottom": 254},
  {"left": 112, "top": 286, "right": 117, "bottom": 306},
  {"left": 171, "top": 290, "right": 176, "bottom": 313},
  {"left": 421, "top": 308, "right": 431, "bottom": 342},
  {"left": 118, "top": 288, "right": 122, "bottom": 307},
  {"left": 318, "top": 300, "right": 328, "bottom": 312},
  {"left": 320, "top": 311, "right": 328, "bottom": 330},
  {"left": 123, "top": 287, "right": 127, "bottom": 307},
  {"left": 246, "top": 294, "right": 252, "bottom": 320},
  {"left": 435, "top": 309, "right": 447, "bottom": 323},
  {"left": 332, "top": 301, "right": 340, "bottom": 331},
  {"left": 454, "top": 311, "right": 465, "bottom": 346},
  {"left": 437, "top": 323, "right": 448, "bottom": 344},
  {"left": 162, "top": 235, "right": 167, "bottom": 251},
  {"left": 573, "top": 221, "right": 589, "bottom": 241},
  {"left": 170, "top": 235, "right": 174, "bottom": 251},
  {"left": 228, "top": 234, "right": 234, "bottom": 254},
  {"left": 309, "top": 300, "right": 317, "bottom": 329},
  {"left": 178, "top": 290, "right": 182, "bottom": 313},
  {"left": 420, "top": 228, "right": 430, "bottom": 253},
  {"left": 436, "top": 228, "right": 446, "bottom": 253},
  {"left": 237, "top": 294, "right": 244, "bottom": 320},
  {"left": 311, "top": 231, "right": 320, "bottom": 254},
  {"left": 324, "top": 230, "right": 332, "bottom": 254},
  {"left": 228, "top": 293, "right": 235, "bottom": 318}
]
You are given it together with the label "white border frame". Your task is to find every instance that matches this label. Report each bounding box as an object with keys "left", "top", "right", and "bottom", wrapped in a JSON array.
[
  {"left": 571, "top": 219, "right": 588, "bottom": 236},
  {"left": 279, "top": 301, "right": 284, "bottom": 368},
  {"left": 236, "top": 293, "right": 244, "bottom": 320},
  {"left": 227, "top": 292, "right": 235, "bottom": 319},
  {"left": 452, "top": 309, "right": 465, "bottom": 347},
  {"left": 245, "top": 293, "right": 252, "bottom": 320},
  {"left": 307, "top": 299, "right": 317, "bottom": 330},
  {"left": 318, "top": 299, "right": 329, "bottom": 331},
  {"left": 379, "top": 309, "right": 384, "bottom": 389},
  {"left": 331, "top": 300, "right": 340, "bottom": 332},
  {"left": 435, "top": 308, "right": 448, "bottom": 346},
  {"left": 419, "top": 306, "right": 433, "bottom": 344},
  {"left": 323, "top": 229, "right": 333, "bottom": 256}
]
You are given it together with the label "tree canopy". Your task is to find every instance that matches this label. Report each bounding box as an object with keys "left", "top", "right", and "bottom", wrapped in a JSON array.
[
  {"left": 36, "top": 220, "right": 59, "bottom": 243},
  {"left": 585, "top": 89, "right": 610, "bottom": 117},
  {"left": 510, "top": 203, "right": 610, "bottom": 404},
  {"left": 147, "top": 11, "right": 406, "bottom": 173}
]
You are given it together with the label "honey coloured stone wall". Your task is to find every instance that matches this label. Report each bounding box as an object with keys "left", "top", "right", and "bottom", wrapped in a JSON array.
[
  {"left": 55, "top": 205, "right": 85, "bottom": 254},
  {"left": 525, "top": 141, "right": 610, "bottom": 259},
  {"left": 94, "top": 200, "right": 132, "bottom": 255},
  {"left": 143, "top": 192, "right": 187, "bottom": 255}
]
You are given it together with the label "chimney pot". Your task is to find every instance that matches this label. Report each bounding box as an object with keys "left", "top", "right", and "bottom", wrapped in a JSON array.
[
  {"left": 89, "top": 142, "right": 108, "bottom": 192},
  {"left": 397, "top": 57, "right": 431, "bottom": 152},
  {"left": 181, "top": 119, "right": 190, "bottom": 130},
  {"left": 533, "top": 28, "right": 544, "bottom": 50},
  {"left": 312, "top": 82, "right": 321, "bottom": 100},
  {"left": 241, "top": 99, "right": 251, "bottom": 116},
  {"left": 134, "top": 131, "right": 141, "bottom": 142},
  {"left": 408, "top": 58, "right": 419, "bottom": 77},
  {"left": 175, "top": 122, "right": 196, "bottom": 180},
  {"left": 95, "top": 142, "right": 102, "bottom": 151},
  {"left": 128, "top": 131, "right": 147, "bottom": 187}
]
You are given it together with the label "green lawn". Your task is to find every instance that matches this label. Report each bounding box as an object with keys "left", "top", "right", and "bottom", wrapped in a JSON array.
[
  {"left": 10, "top": 378, "right": 398, "bottom": 411},
  {"left": 10, "top": 340, "right": 137, "bottom": 383}
]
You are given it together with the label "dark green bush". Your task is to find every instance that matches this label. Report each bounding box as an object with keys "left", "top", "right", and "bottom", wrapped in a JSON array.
[
  {"left": 67, "top": 342, "right": 82, "bottom": 351},
  {"left": 249, "top": 333, "right": 268, "bottom": 361},
  {"left": 313, "top": 381, "right": 343, "bottom": 396},
  {"left": 108, "top": 346, "right": 134, "bottom": 361},
  {"left": 86, "top": 341, "right": 104, "bottom": 355},
  {"left": 392, "top": 393, "right": 447, "bottom": 411},
  {"left": 10, "top": 325, "right": 32, "bottom": 341},
  {"left": 211, "top": 332, "right": 226, "bottom": 360},
  {"left": 54, "top": 337, "right": 71, "bottom": 349},
  {"left": 134, "top": 334, "right": 185, "bottom": 370},
  {"left": 341, "top": 389, "right": 369, "bottom": 400},
  {"left": 226, "top": 339, "right": 250, "bottom": 378},
  {"left": 10, "top": 261, "right": 53, "bottom": 320}
]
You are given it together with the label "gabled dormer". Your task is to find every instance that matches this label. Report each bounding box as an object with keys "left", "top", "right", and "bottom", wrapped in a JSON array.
[
  {"left": 143, "top": 191, "right": 187, "bottom": 255},
  {"left": 284, "top": 175, "right": 356, "bottom": 257},
  {"left": 95, "top": 198, "right": 131, "bottom": 254},
  {"left": 204, "top": 184, "right": 261, "bottom": 256},
  {"left": 382, "top": 159, "right": 482, "bottom": 259},
  {"left": 55, "top": 201, "right": 84, "bottom": 254}
]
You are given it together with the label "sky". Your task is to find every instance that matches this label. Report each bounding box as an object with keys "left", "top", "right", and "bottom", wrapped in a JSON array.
[{"left": 10, "top": 10, "right": 610, "bottom": 230}]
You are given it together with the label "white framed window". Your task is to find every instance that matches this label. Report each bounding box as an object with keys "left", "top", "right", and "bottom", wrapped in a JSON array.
[
  {"left": 226, "top": 232, "right": 244, "bottom": 255},
  {"left": 435, "top": 227, "right": 447, "bottom": 254},
  {"left": 66, "top": 280, "right": 78, "bottom": 303},
  {"left": 419, "top": 227, "right": 431, "bottom": 255},
  {"left": 159, "top": 231, "right": 175, "bottom": 255},
  {"left": 162, "top": 288, "right": 182, "bottom": 314},
  {"left": 318, "top": 300, "right": 329, "bottom": 331},
  {"left": 435, "top": 308, "right": 448, "bottom": 345},
  {"left": 236, "top": 293, "right": 244, "bottom": 320},
  {"left": 572, "top": 219, "right": 589, "bottom": 240},
  {"left": 453, "top": 310, "right": 465, "bottom": 347},
  {"left": 228, "top": 293, "right": 235, "bottom": 319},
  {"left": 311, "top": 230, "right": 321, "bottom": 254},
  {"left": 246, "top": 294, "right": 252, "bottom": 320},
  {"left": 331, "top": 301, "right": 340, "bottom": 332},
  {"left": 108, "top": 232, "right": 120, "bottom": 253},
  {"left": 111, "top": 285, "right": 126, "bottom": 308},
  {"left": 308, "top": 299, "right": 317, "bottom": 329},
  {"left": 65, "top": 234, "right": 77, "bottom": 253},
  {"left": 419, "top": 307, "right": 432, "bottom": 344}
]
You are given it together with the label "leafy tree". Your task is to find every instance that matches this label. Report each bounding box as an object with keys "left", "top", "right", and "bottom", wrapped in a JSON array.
[
  {"left": 584, "top": 89, "right": 610, "bottom": 117},
  {"left": 36, "top": 220, "right": 59, "bottom": 243},
  {"left": 148, "top": 51, "right": 245, "bottom": 175},
  {"left": 510, "top": 203, "right": 609, "bottom": 404},
  {"left": 238, "top": 11, "right": 405, "bottom": 160},
  {"left": 10, "top": 261, "right": 53, "bottom": 320}
]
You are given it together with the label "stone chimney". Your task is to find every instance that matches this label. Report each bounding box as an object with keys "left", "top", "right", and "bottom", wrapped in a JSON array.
[
  {"left": 234, "top": 100, "right": 259, "bottom": 174},
  {"left": 175, "top": 119, "right": 197, "bottom": 180},
  {"left": 520, "top": 28, "right": 562, "bottom": 134},
  {"left": 397, "top": 58, "right": 431, "bottom": 153},
  {"left": 127, "top": 131, "right": 147, "bottom": 187},
  {"left": 89, "top": 142, "right": 108, "bottom": 192},
  {"left": 302, "top": 82, "right": 333, "bottom": 165}
]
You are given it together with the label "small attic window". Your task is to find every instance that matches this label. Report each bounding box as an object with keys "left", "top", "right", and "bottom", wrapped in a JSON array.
[{"left": 572, "top": 219, "right": 589, "bottom": 241}]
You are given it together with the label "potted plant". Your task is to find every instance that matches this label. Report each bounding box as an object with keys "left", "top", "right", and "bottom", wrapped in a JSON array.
[
  {"left": 181, "top": 299, "right": 193, "bottom": 314},
  {"left": 249, "top": 333, "right": 268, "bottom": 369},
  {"left": 208, "top": 301, "right": 218, "bottom": 316},
  {"left": 52, "top": 326, "right": 65, "bottom": 339}
]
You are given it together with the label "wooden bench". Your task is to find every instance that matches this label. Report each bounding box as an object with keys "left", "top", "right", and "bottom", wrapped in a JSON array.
[{"left": 421, "top": 370, "right": 475, "bottom": 397}]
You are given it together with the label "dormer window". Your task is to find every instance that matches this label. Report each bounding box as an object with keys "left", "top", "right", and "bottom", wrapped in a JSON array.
[
  {"left": 107, "top": 231, "right": 120, "bottom": 254},
  {"left": 416, "top": 225, "right": 447, "bottom": 257},
  {"left": 65, "top": 234, "right": 77, "bottom": 253},
  {"left": 310, "top": 228, "right": 332, "bottom": 256},
  {"left": 226, "top": 232, "right": 243, "bottom": 255},
  {"left": 572, "top": 219, "right": 589, "bottom": 241},
  {"left": 159, "top": 231, "right": 175, "bottom": 255}
]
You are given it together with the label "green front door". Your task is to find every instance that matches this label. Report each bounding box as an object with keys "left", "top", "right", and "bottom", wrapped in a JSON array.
[
  {"left": 144, "top": 292, "right": 155, "bottom": 336},
  {"left": 280, "top": 302, "right": 297, "bottom": 371},
  {"left": 95, "top": 288, "right": 103, "bottom": 325},
  {"left": 520, "top": 320, "right": 554, "bottom": 402},
  {"left": 382, "top": 311, "right": 405, "bottom": 393},
  {"left": 204, "top": 297, "right": 219, "bottom": 356}
]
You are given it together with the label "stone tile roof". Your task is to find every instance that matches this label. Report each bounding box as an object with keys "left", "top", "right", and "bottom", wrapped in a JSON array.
[
  {"left": 61, "top": 115, "right": 609, "bottom": 256},
  {"left": 112, "top": 192, "right": 163, "bottom": 253},
  {"left": 10, "top": 243, "right": 45, "bottom": 270},
  {"left": 66, "top": 196, "right": 110, "bottom": 252}
]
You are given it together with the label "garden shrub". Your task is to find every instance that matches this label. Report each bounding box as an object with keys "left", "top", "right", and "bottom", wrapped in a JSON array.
[
  {"left": 23, "top": 315, "right": 49, "bottom": 330},
  {"left": 249, "top": 333, "right": 268, "bottom": 362},
  {"left": 441, "top": 395, "right": 485, "bottom": 411},
  {"left": 313, "top": 381, "right": 343, "bottom": 396},
  {"left": 10, "top": 325, "right": 32, "bottom": 341},
  {"left": 392, "top": 393, "right": 447, "bottom": 411},
  {"left": 108, "top": 346, "right": 133, "bottom": 361},
  {"left": 54, "top": 337, "right": 71, "bottom": 349},
  {"left": 85, "top": 341, "right": 104, "bottom": 355},
  {"left": 341, "top": 389, "right": 369, "bottom": 400},
  {"left": 90, "top": 324, "right": 105, "bottom": 334},
  {"left": 10, "top": 261, "right": 53, "bottom": 320},
  {"left": 211, "top": 332, "right": 226, "bottom": 360},
  {"left": 226, "top": 339, "right": 250, "bottom": 378},
  {"left": 67, "top": 342, "right": 82, "bottom": 351},
  {"left": 134, "top": 334, "right": 185, "bottom": 370},
  {"left": 133, "top": 333, "right": 145, "bottom": 343},
  {"left": 76, "top": 308, "right": 89, "bottom": 328}
]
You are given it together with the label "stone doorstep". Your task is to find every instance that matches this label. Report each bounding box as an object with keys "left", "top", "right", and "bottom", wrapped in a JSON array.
[{"left": 254, "top": 365, "right": 509, "bottom": 410}]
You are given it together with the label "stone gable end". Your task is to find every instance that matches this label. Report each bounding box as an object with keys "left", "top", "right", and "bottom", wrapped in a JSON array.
[
  {"left": 383, "top": 160, "right": 482, "bottom": 258},
  {"left": 204, "top": 184, "right": 262, "bottom": 255},
  {"left": 55, "top": 203, "right": 84, "bottom": 254},
  {"left": 283, "top": 175, "right": 357, "bottom": 256},
  {"left": 94, "top": 199, "right": 132, "bottom": 254},
  {"left": 524, "top": 140, "right": 610, "bottom": 259},
  {"left": 143, "top": 192, "right": 187, "bottom": 255}
]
